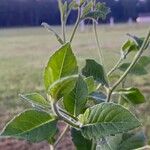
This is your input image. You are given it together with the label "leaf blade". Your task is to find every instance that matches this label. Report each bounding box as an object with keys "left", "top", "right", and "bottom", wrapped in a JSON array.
[
  {"left": 82, "top": 59, "right": 108, "bottom": 86},
  {"left": 48, "top": 75, "right": 78, "bottom": 100},
  {"left": 63, "top": 75, "right": 88, "bottom": 116},
  {"left": 44, "top": 43, "right": 78, "bottom": 90},
  {"left": 117, "top": 87, "right": 145, "bottom": 105},
  {"left": 71, "top": 128, "right": 92, "bottom": 150},
  {"left": 1, "top": 110, "right": 57, "bottom": 142},
  {"left": 20, "top": 93, "right": 50, "bottom": 108},
  {"left": 79, "top": 103, "right": 141, "bottom": 140}
]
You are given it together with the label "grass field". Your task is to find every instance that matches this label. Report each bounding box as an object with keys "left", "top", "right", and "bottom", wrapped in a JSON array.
[{"left": 0, "top": 23, "right": 150, "bottom": 139}]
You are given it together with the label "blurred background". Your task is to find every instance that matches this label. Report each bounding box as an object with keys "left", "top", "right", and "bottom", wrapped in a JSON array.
[
  {"left": 0, "top": 0, "right": 150, "bottom": 27},
  {"left": 0, "top": 0, "right": 150, "bottom": 149}
]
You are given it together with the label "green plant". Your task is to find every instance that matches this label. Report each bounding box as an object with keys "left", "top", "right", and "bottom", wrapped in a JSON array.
[{"left": 1, "top": 0, "right": 150, "bottom": 149}]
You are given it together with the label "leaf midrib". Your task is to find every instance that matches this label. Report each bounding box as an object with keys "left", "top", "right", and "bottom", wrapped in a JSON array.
[
  {"left": 58, "top": 45, "right": 68, "bottom": 79},
  {"left": 10, "top": 118, "right": 55, "bottom": 136},
  {"left": 83, "top": 121, "right": 140, "bottom": 127}
]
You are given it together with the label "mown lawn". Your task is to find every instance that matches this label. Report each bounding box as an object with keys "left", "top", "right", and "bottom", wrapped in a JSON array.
[{"left": 0, "top": 23, "right": 150, "bottom": 139}]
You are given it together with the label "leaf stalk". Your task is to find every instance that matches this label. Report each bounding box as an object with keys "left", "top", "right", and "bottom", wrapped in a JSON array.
[{"left": 107, "top": 30, "right": 150, "bottom": 102}]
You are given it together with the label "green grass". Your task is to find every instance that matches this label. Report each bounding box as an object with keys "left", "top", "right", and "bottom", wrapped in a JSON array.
[{"left": 0, "top": 23, "right": 150, "bottom": 138}]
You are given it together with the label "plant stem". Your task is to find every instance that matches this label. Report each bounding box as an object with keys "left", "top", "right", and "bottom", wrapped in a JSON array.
[
  {"left": 107, "top": 57, "right": 122, "bottom": 76},
  {"left": 91, "top": 140, "right": 96, "bottom": 150},
  {"left": 93, "top": 22, "right": 105, "bottom": 66},
  {"left": 107, "top": 30, "right": 150, "bottom": 102},
  {"left": 107, "top": 52, "right": 129, "bottom": 76},
  {"left": 92, "top": 0, "right": 104, "bottom": 66},
  {"left": 52, "top": 102, "right": 80, "bottom": 128},
  {"left": 70, "top": 7, "right": 81, "bottom": 43},
  {"left": 62, "top": 21, "right": 66, "bottom": 42},
  {"left": 49, "top": 145, "right": 54, "bottom": 150},
  {"left": 57, "top": 106, "right": 78, "bottom": 121},
  {"left": 54, "top": 124, "right": 69, "bottom": 148},
  {"left": 135, "top": 145, "right": 150, "bottom": 150}
]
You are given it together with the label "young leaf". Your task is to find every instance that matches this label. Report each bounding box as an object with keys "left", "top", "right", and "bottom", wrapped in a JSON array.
[
  {"left": 82, "top": 59, "right": 108, "bottom": 86},
  {"left": 69, "top": 0, "right": 78, "bottom": 10},
  {"left": 1, "top": 110, "right": 57, "bottom": 142},
  {"left": 127, "top": 33, "right": 150, "bottom": 50},
  {"left": 81, "top": 2, "right": 110, "bottom": 21},
  {"left": 48, "top": 75, "right": 78, "bottom": 100},
  {"left": 71, "top": 128, "right": 92, "bottom": 150},
  {"left": 118, "top": 132, "right": 146, "bottom": 150},
  {"left": 58, "top": 0, "right": 67, "bottom": 21},
  {"left": 82, "top": 2, "right": 93, "bottom": 18},
  {"left": 79, "top": 103, "right": 141, "bottom": 140},
  {"left": 41, "top": 22, "right": 64, "bottom": 45},
  {"left": 84, "top": 76, "right": 96, "bottom": 94},
  {"left": 121, "top": 40, "right": 139, "bottom": 54},
  {"left": 44, "top": 43, "right": 78, "bottom": 90},
  {"left": 88, "top": 92, "right": 106, "bottom": 103},
  {"left": 80, "top": 0, "right": 86, "bottom": 5},
  {"left": 63, "top": 75, "right": 88, "bottom": 116},
  {"left": 20, "top": 93, "right": 50, "bottom": 108},
  {"left": 117, "top": 87, "right": 145, "bottom": 105}
]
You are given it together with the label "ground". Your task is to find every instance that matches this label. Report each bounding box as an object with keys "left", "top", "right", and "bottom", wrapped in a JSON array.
[{"left": 0, "top": 23, "right": 150, "bottom": 149}]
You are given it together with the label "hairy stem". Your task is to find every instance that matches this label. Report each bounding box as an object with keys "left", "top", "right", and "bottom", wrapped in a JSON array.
[
  {"left": 62, "top": 21, "right": 66, "bottom": 42},
  {"left": 107, "top": 51, "right": 129, "bottom": 76},
  {"left": 57, "top": 106, "right": 78, "bottom": 121},
  {"left": 58, "top": 0, "right": 66, "bottom": 42},
  {"left": 93, "top": 0, "right": 104, "bottom": 66},
  {"left": 70, "top": 7, "right": 81, "bottom": 43},
  {"left": 107, "top": 57, "right": 122, "bottom": 76},
  {"left": 91, "top": 140, "right": 96, "bottom": 150},
  {"left": 135, "top": 146, "right": 150, "bottom": 150},
  {"left": 54, "top": 124, "right": 69, "bottom": 148},
  {"left": 93, "top": 22, "right": 105, "bottom": 66},
  {"left": 107, "top": 30, "right": 150, "bottom": 102},
  {"left": 52, "top": 102, "right": 80, "bottom": 128},
  {"left": 49, "top": 145, "right": 54, "bottom": 150}
]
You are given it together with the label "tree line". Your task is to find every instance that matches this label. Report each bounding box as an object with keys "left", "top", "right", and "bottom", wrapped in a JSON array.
[{"left": 0, "top": 0, "right": 150, "bottom": 27}]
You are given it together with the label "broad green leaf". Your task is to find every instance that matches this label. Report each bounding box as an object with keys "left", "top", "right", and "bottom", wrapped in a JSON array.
[
  {"left": 82, "top": 59, "right": 108, "bottom": 86},
  {"left": 96, "top": 135, "right": 122, "bottom": 150},
  {"left": 71, "top": 128, "right": 92, "bottom": 150},
  {"left": 41, "top": 22, "right": 64, "bottom": 44},
  {"left": 119, "top": 63, "right": 148, "bottom": 75},
  {"left": 63, "top": 75, "right": 88, "bottom": 116},
  {"left": 88, "top": 92, "right": 106, "bottom": 103},
  {"left": 82, "top": 2, "right": 110, "bottom": 20},
  {"left": 79, "top": 103, "right": 141, "bottom": 140},
  {"left": 48, "top": 75, "right": 78, "bottom": 100},
  {"left": 44, "top": 43, "right": 78, "bottom": 90},
  {"left": 20, "top": 93, "right": 50, "bottom": 108},
  {"left": 117, "top": 87, "right": 145, "bottom": 105},
  {"left": 1, "top": 110, "right": 57, "bottom": 142},
  {"left": 84, "top": 76, "right": 96, "bottom": 94},
  {"left": 118, "top": 132, "right": 146, "bottom": 150}
]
